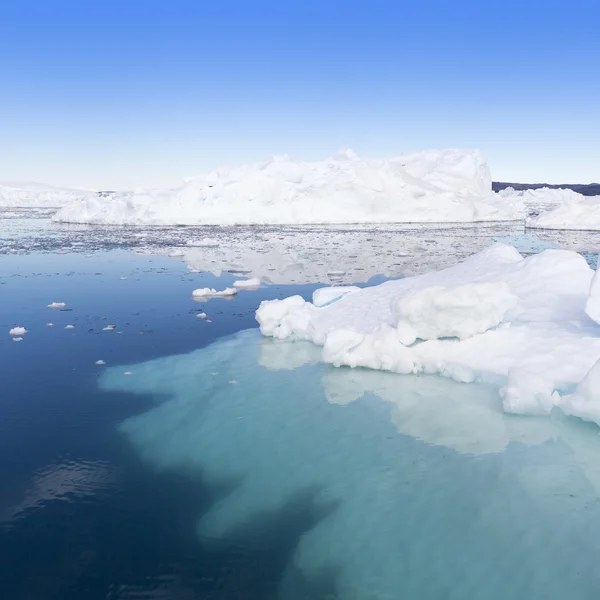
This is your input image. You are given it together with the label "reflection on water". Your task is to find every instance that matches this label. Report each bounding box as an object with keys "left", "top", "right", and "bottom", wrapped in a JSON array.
[{"left": 102, "top": 329, "right": 600, "bottom": 600}]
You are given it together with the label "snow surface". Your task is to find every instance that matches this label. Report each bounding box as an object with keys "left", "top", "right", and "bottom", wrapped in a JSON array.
[
  {"left": 0, "top": 182, "right": 95, "bottom": 208},
  {"left": 391, "top": 281, "right": 518, "bottom": 344},
  {"left": 100, "top": 329, "right": 600, "bottom": 600},
  {"left": 527, "top": 192, "right": 600, "bottom": 230},
  {"left": 256, "top": 244, "right": 600, "bottom": 425},
  {"left": 192, "top": 287, "right": 237, "bottom": 298},
  {"left": 52, "top": 149, "right": 519, "bottom": 225},
  {"left": 232, "top": 277, "right": 261, "bottom": 290},
  {"left": 312, "top": 286, "right": 361, "bottom": 307},
  {"left": 9, "top": 327, "right": 27, "bottom": 336}
]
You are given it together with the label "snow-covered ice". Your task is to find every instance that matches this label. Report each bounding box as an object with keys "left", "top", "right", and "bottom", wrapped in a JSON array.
[
  {"left": 527, "top": 191, "right": 600, "bottom": 230},
  {"left": 391, "top": 281, "right": 518, "bottom": 344},
  {"left": 257, "top": 244, "right": 600, "bottom": 426},
  {"left": 232, "top": 277, "right": 261, "bottom": 290},
  {"left": 9, "top": 327, "right": 27, "bottom": 336},
  {"left": 192, "top": 287, "right": 237, "bottom": 298},
  {"left": 53, "top": 149, "right": 519, "bottom": 226},
  {"left": 47, "top": 302, "right": 66, "bottom": 309},
  {"left": 0, "top": 182, "right": 95, "bottom": 208}
]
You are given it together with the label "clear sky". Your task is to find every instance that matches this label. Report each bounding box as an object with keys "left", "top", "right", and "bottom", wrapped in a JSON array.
[{"left": 1, "top": 0, "right": 598, "bottom": 190}]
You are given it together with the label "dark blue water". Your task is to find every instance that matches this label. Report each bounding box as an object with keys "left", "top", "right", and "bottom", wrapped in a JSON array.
[{"left": 0, "top": 251, "right": 332, "bottom": 599}]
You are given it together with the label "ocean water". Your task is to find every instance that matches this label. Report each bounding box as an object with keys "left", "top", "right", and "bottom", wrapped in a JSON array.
[{"left": 3, "top": 215, "right": 600, "bottom": 599}]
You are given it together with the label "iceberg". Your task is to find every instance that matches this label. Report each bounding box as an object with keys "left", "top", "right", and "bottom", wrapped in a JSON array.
[
  {"left": 100, "top": 330, "right": 600, "bottom": 600},
  {"left": 257, "top": 244, "right": 600, "bottom": 425},
  {"left": 0, "top": 182, "right": 95, "bottom": 207},
  {"left": 52, "top": 149, "right": 520, "bottom": 226}
]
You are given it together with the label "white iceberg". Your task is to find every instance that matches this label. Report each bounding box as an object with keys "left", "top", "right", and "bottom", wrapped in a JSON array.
[
  {"left": 256, "top": 244, "right": 600, "bottom": 425},
  {"left": 9, "top": 327, "right": 27, "bottom": 336},
  {"left": 527, "top": 191, "right": 600, "bottom": 230},
  {"left": 53, "top": 149, "right": 519, "bottom": 226},
  {"left": 47, "top": 302, "right": 66, "bottom": 309},
  {"left": 0, "top": 182, "right": 95, "bottom": 207}
]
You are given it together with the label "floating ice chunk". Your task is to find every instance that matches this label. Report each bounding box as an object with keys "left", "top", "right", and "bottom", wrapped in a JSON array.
[
  {"left": 96, "top": 360, "right": 106, "bottom": 365},
  {"left": 192, "top": 287, "right": 237, "bottom": 298},
  {"left": 65, "top": 324, "right": 75, "bottom": 329},
  {"left": 103, "top": 325, "right": 116, "bottom": 331},
  {"left": 47, "top": 302, "right": 66, "bottom": 309},
  {"left": 46, "top": 323, "right": 54, "bottom": 327},
  {"left": 124, "top": 371, "right": 133, "bottom": 376},
  {"left": 197, "top": 312, "right": 208, "bottom": 319},
  {"left": 391, "top": 282, "right": 518, "bottom": 345},
  {"left": 9, "top": 327, "right": 26, "bottom": 335},
  {"left": 233, "top": 277, "right": 261, "bottom": 290},
  {"left": 12, "top": 336, "right": 23, "bottom": 342},
  {"left": 257, "top": 244, "right": 600, "bottom": 423},
  {"left": 186, "top": 237, "right": 219, "bottom": 247},
  {"left": 168, "top": 249, "right": 185, "bottom": 257},
  {"left": 312, "top": 286, "right": 360, "bottom": 307},
  {"left": 120, "top": 276, "right": 128, "bottom": 280}
]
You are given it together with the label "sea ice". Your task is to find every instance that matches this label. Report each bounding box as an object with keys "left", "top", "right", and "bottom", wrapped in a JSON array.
[
  {"left": 12, "top": 337, "right": 23, "bottom": 342},
  {"left": 96, "top": 360, "right": 106, "bottom": 365},
  {"left": 9, "top": 327, "right": 27, "bottom": 336},
  {"left": 65, "top": 324, "right": 75, "bottom": 329},
  {"left": 192, "top": 287, "right": 237, "bottom": 298},
  {"left": 257, "top": 244, "right": 600, "bottom": 425},
  {"left": 186, "top": 237, "right": 219, "bottom": 247},
  {"left": 197, "top": 312, "right": 208, "bottom": 319},
  {"left": 103, "top": 325, "right": 116, "bottom": 331},
  {"left": 0, "top": 182, "right": 95, "bottom": 208}
]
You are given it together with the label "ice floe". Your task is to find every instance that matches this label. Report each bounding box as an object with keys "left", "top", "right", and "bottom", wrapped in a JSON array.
[
  {"left": 47, "top": 302, "right": 66, "bottom": 309},
  {"left": 257, "top": 244, "right": 600, "bottom": 426},
  {"left": 232, "top": 277, "right": 261, "bottom": 290},
  {"left": 9, "top": 327, "right": 27, "bottom": 336},
  {"left": 192, "top": 287, "right": 237, "bottom": 298}
]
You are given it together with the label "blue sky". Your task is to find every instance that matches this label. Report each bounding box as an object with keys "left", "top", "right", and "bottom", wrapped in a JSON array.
[{"left": 1, "top": 0, "right": 598, "bottom": 189}]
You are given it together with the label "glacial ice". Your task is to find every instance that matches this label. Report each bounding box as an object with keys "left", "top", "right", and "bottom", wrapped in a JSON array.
[
  {"left": 0, "top": 182, "right": 95, "bottom": 207},
  {"left": 101, "top": 330, "right": 600, "bottom": 600},
  {"left": 52, "top": 149, "right": 519, "bottom": 225},
  {"left": 257, "top": 244, "right": 600, "bottom": 425},
  {"left": 9, "top": 327, "right": 27, "bottom": 336},
  {"left": 192, "top": 287, "right": 237, "bottom": 298},
  {"left": 232, "top": 277, "right": 261, "bottom": 290}
]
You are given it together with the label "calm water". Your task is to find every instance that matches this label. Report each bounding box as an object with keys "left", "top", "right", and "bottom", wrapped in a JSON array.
[{"left": 3, "top": 215, "right": 600, "bottom": 599}]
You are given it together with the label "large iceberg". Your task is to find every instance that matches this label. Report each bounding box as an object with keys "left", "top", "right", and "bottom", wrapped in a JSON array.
[
  {"left": 0, "top": 182, "right": 95, "bottom": 207},
  {"left": 53, "top": 149, "right": 520, "bottom": 225},
  {"left": 257, "top": 244, "right": 600, "bottom": 425},
  {"left": 100, "top": 330, "right": 600, "bottom": 599}
]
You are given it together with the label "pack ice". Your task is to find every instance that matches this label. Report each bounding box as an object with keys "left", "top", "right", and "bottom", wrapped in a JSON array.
[
  {"left": 53, "top": 149, "right": 519, "bottom": 225},
  {"left": 257, "top": 244, "right": 600, "bottom": 425}
]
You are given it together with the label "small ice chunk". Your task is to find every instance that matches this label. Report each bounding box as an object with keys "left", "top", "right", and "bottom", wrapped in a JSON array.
[
  {"left": 197, "top": 312, "right": 208, "bottom": 319},
  {"left": 120, "top": 276, "right": 128, "bottom": 280},
  {"left": 47, "top": 302, "right": 66, "bottom": 309},
  {"left": 96, "top": 360, "right": 106, "bottom": 365},
  {"left": 391, "top": 281, "right": 518, "bottom": 345},
  {"left": 46, "top": 323, "right": 54, "bottom": 327},
  {"left": 103, "top": 325, "right": 116, "bottom": 331},
  {"left": 187, "top": 237, "right": 219, "bottom": 247},
  {"left": 233, "top": 277, "right": 261, "bottom": 290},
  {"left": 192, "top": 287, "right": 237, "bottom": 298},
  {"left": 12, "top": 336, "right": 23, "bottom": 342},
  {"left": 168, "top": 249, "right": 185, "bottom": 257},
  {"left": 9, "top": 327, "right": 27, "bottom": 336},
  {"left": 312, "top": 286, "right": 360, "bottom": 307},
  {"left": 124, "top": 371, "right": 133, "bottom": 375},
  {"left": 65, "top": 324, "right": 75, "bottom": 329}
]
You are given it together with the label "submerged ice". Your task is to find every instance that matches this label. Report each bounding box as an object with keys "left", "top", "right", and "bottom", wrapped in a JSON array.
[{"left": 102, "top": 330, "right": 600, "bottom": 599}]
